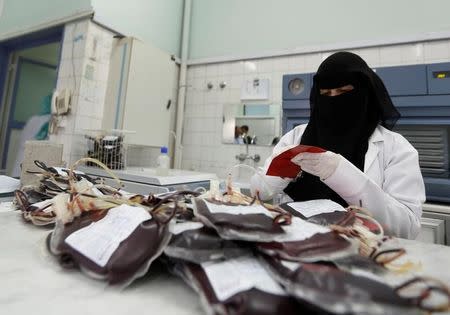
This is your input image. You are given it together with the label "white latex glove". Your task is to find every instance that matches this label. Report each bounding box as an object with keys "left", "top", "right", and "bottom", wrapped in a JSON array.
[
  {"left": 250, "top": 168, "right": 292, "bottom": 201},
  {"left": 250, "top": 169, "right": 276, "bottom": 200},
  {"left": 291, "top": 151, "right": 341, "bottom": 180}
]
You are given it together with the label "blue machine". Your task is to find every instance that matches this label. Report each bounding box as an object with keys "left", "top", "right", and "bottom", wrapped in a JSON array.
[{"left": 282, "top": 62, "right": 450, "bottom": 203}]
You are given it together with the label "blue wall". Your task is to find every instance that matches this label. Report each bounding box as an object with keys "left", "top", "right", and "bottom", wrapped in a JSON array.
[
  {"left": 0, "top": 0, "right": 92, "bottom": 39},
  {"left": 92, "top": 0, "right": 184, "bottom": 56},
  {"left": 189, "top": 0, "right": 450, "bottom": 60}
]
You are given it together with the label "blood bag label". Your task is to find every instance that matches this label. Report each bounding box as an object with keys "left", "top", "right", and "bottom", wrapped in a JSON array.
[
  {"left": 274, "top": 217, "right": 330, "bottom": 242},
  {"left": 169, "top": 221, "right": 204, "bottom": 235},
  {"left": 31, "top": 199, "right": 54, "bottom": 213},
  {"left": 65, "top": 205, "right": 151, "bottom": 267},
  {"left": 204, "top": 200, "right": 273, "bottom": 217},
  {"left": 287, "top": 199, "right": 346, "bottom": 218},
  {"left": 201, "top": 256, "right": 285, "bottom": 301}
]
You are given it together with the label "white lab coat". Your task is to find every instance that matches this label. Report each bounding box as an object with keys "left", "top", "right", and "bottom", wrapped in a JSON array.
[{"left": 251, "top": 124, "right": 426, "bottom": 239}]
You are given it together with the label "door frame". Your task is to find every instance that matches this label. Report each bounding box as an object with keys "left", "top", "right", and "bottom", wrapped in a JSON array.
[
  {"left": 0, "top": 26, "right": 63, "bottom": 170},
  {"left": 1, "top": 57, "right": 58, "bottom": 169}
]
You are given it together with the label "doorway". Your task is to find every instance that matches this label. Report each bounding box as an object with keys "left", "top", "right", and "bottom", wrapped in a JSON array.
[{"left": 0, "top": 29, "right": 62, "bottom": 176}]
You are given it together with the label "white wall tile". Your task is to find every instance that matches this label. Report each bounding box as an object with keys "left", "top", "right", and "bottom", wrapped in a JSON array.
[
  {"left": 303, "top": 53, "right": 322, "bottom": 72},
  {"left": 401, "top": 43, "right": 424, "bottom": 64},
  {"left": 72, "top": 37, "right": 87, "bottom": 59},
  {"left": 181, "top": 159, "right": 191, "bottom": 170},
  {"left": 193, "top": 90, "right": 205, "bottom": 105},
  {"left": 185, "top": 89, "right": 195, "bottom": 106},
  {"left": 320, "top": 51, "right": 333, "bottom": 61},
  {"left": 217, "top": 85, "right": 231, "bottom": 104},
  {"left": 272, "top": 87, "right": 282, "bottom": 103},
  {"left": 272, "top": 72, "right": 284, "bottom": 88},
  {"left": 71, "top": 59, "right": 86, "bottom": 78},
  {"left": 192, "top": 77, "right": 206, "bottom": 91},
  {"left": 205, "top": 64, "right": 219, "bottom": 77},
  {"left": 229, "top": 88, "right": 241, "bottom": 102},
  {"left": 216, "top": 63, "right": 226, "bottom": 77},
  {"left": 192, "top": 65, "right": 206, "bottom": 78},
  {"left": 244, "top": 61, "right": 258, "bottom": 74},
  {"left": 258, "top": 58, "right": 274, "bottom": 73},
  {"left": 182, "top": 38, "right": 450, "bottom": 179},
  {"left": 229, "top": 75, "right": 243, "bottom": 89},
  {"left": 204, "top": 90, "right": 219, "bottom": 105},
  {"left": 77, "top": 99, "right": 92, "bottom": 116},
  {"left": 214, "top": 103, "right": 224, "bottom": 118},
  {"left": 272, "top": 56, "right": 290, "bottom": 71},
  {"left": 351, "top": 47, "right": 380, "bottom": 67},
  {"left": 288, "top": 55, "right": 305, "bottom": 72},
  {"left": 230, "top": 61, "right": 245, "bottom": 75},
  {"left": 257, "top": 72, "right": 273, "bottom": 84},
  {"left": 424, "top": 40, "right": 450, "bottom": 62},
  {"left": 190, "top": 104, "right": 201, "bottom": 118},
  {"left": 90, "top": 118, "right": 102, "bottom": 129},
  {"left": 187, "top": 67, "right": 195, "bottom": 80},
  {"left": 222, "top": 62, "right": 234, "bottom": 76},
  {"left": 60, "top": 42, "right": 73, "bottom": 61},
  {"left": 379, "top": 46, "right": 403, "bottom": 66}
]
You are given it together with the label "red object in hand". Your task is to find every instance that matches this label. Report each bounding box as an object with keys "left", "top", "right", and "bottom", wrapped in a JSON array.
[{"left": 266, "top": 145, "right": 326, "bottom": 178}]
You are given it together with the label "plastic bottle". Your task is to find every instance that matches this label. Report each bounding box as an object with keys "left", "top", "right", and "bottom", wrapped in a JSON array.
[{"left": 156, "top": 146, "right": 170, "bottom": 176}]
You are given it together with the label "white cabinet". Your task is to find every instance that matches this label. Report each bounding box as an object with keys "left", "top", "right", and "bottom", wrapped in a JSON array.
[
  {"left": 103, "top": 37, "right": 177, "bottom": 147},
  {"left": 417, "top": 217, "right": 445, "bottom": 244}
]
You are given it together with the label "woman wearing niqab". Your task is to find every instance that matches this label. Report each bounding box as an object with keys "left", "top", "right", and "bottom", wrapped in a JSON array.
[{"left": 252, "top": 52, "right": 425, "bottom": 239}]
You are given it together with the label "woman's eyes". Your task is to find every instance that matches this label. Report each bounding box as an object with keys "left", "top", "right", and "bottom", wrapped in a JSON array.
[{"left": 319, "top": 88, "right": 353, "bottom": 96}]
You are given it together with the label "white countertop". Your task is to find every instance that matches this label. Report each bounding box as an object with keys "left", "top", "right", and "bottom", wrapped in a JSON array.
[
  {"left": 78, "top": 166, "right": 218, "bottom": 186},
  {"left": 0, "top": 209, "right": 202, "bottom": 315},
  {"left": 1, "top": 202, "right": 450, "bottom": 315}
]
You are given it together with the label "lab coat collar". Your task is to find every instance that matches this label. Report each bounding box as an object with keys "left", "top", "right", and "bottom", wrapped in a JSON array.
[{"left": 364, "top": 126, "right": 383, "bottom": 172}]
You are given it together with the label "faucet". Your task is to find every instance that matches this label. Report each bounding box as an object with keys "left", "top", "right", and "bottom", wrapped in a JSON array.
[{"left": 235, "top": 142, "right": 261, "bottom": 163}]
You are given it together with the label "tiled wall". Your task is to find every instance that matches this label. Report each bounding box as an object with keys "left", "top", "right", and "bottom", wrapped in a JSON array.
[
  {"left": 50, "top": 19, "right": 181, "bottom": 168},
  {"left": 182, "top": 39, "right": 450, "bottom": 180},
  {"left": 51, "top": 24, "right": 450, "bottom": 179},
  {"left": 49, "top": 19, "right": 115, "bottom": 165}
]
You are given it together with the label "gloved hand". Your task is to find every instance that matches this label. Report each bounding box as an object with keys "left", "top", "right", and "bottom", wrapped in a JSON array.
[
  {"left": 250, "top": 170, "right": 275, "bottom": 200},
  {"left": 291, "top": 151, "right": 341, "bottom": 180},
  {"left": 250, "top": 168, "right": 291, "bottom": 201}
]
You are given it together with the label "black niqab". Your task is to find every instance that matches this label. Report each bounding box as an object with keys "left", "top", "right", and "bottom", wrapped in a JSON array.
[{"left": 284, "top": 52, "right": 400, "bottom": 206}]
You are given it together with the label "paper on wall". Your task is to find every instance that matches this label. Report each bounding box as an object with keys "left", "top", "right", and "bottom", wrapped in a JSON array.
[
  {"left": 201, "top": 256, "right": 285, "bottom": 301},
  {"left": 65, "top": 205, "right": 151, "bottom": 267},
  {"left": 287, "top": 199, "right": 346, "bottom": 218}
]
